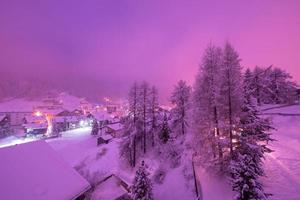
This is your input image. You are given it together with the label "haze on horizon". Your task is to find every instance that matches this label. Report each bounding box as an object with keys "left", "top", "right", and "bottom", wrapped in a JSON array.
[{"left": 1, "top": 0, "right": 300, "bottom": 103}]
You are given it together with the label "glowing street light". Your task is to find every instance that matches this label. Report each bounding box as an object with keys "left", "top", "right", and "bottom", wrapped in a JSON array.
[{"left": 34, "top": 111, "right": 43, "bottom": 117}]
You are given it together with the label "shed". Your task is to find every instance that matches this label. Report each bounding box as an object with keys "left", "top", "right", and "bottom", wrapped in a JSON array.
[
  {"left": 105, "top": 123, "right": 123, "bottom": 138},
  {"left": 97, "top": 134, "right": 113, "bottom": 146}
]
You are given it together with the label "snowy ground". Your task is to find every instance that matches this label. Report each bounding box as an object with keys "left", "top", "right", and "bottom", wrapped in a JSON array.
[
  {"left": 262, "top": 105, "right": 300, "bottom": 200},
  {"left": 47, "top": 128, "right": 122, "bottom": 176},
  {"left": 46, "top": 128, "right": 196, "bottom": 199}
]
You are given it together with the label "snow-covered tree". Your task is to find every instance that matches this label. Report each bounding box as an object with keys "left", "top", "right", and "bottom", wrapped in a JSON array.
[
  {"left": 245, "top": 66, "right": 298, "bottom": 105},
  {"left": 120, "top": 82, "right": 157, "bottom": 167},
  {"left": 220, "top": 41, "right": 243, "bottom": 156},
  {"left": 193, "top": 43, "right": 223, "bottom": 165},
  {"left": 129, "top": 82, "right": 140, "bottom": 124},
  {"left": 230, "top": 73, "right": 273, "bottom": 200},
  {"left": 170, "top": 80, "right": 191, "bottom": 136},
  {"left": 230, "top": 152, "right": 267, "bottom": 200},
  {"left": 139, "top": 81, "right": 150, "bottom": 154},
  {"left": 159, "top": 112, "right": 170, "bottom": 144},
  {"left": 120, "top": 116, "right": 143, "bottom": 167},
  {"left": 148, "top": 86, "right": 159, "bottom": 147},
  {"left": 268, "top": 67, "right": 298, "bottom": 104},
  {"left": 131, "top": 161, "right": 153, "bottom": 200}
]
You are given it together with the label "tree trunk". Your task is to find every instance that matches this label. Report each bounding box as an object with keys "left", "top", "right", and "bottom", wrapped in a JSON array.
[
  {"left": 213, "top": 106, "right": 223, "bottom": 159},
  {"left": 133, "top": 135, "right": 136, "bottom": 167},
  {"left": 227, "top": 70, "right": 233, "bottom": 156},
  {"left": 143, "top": 89, "right": 146, "bottom": 154}
]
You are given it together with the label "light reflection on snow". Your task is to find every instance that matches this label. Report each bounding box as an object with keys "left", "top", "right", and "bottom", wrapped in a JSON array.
[
  {"left": 0, "top": 127, "right": 92, "bottom": 148},
  {"left": 0, "top": 136, "right": 38, "bottom": 148}
]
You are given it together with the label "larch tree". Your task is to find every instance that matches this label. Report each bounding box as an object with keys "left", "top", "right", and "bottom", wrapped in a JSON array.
[
  {"left": 120, "top": 82, "right": 141, "bottom": 167},
  {"left": 220, "top": 41, "right": 243, "bottom": 157},
  {"left": 170, "top": 80, "right": 191, "bottom": 136},
  {"left": 139, "top": 81, "right": 150, "bottom": 154},
  {"left": 148, "top": 86, "right": 159, "bottom": 147},
  {"left": 193, "top": 43, "right": 223, "bottom": 165}
]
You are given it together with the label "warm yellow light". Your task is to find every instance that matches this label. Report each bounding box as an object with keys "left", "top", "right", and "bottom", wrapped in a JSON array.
[{"left": 34, "top": 111, "right": 42, "bottom": 117}]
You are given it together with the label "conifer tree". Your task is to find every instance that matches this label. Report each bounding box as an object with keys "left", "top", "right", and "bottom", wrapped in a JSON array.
[
  {"left": 230, "top": 71, "right": 273, "bottom": 200},
  {"left": 220, "top": 41, "right": 243, "bottom": 156},
  {"left": 131, "top": 161, "right": 153, "bottom": 200},
  {"left": 193, "top": 43, "right": 223, "bottom": 164}
]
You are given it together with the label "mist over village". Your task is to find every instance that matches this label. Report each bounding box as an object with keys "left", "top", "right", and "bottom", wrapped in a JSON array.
[{"left": 0, "top": 1, "right": 300, "bottom": 200}]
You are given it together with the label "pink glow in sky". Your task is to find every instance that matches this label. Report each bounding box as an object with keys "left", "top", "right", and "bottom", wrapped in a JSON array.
[{"left": 0, "top": 0, "right": 299, "bottom": 101}]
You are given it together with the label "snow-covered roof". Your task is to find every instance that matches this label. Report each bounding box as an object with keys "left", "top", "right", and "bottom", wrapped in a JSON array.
[
  {"left": 0, "top": 140, "right": 90, "bottom": 200},
  {"left": 53, "top": 116, "right": 79, "bottom": 123},
  {"left": 106, "top": 123, "right": 123, "bottom": 131},
  {"left": 91, "top": 175, "right": 128, "bottom": 200},
  {"left": 24, "top": 115, "right": 46, "bottom": 123}
]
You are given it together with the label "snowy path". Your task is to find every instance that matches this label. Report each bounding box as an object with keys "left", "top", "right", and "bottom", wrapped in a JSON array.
[{"left": 263, "top": 114, "right": 300, "bottom": 200}]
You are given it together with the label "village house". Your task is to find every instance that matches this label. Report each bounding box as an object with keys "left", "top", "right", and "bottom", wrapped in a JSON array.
[
  {"left": 87, "top": 111, "right": 114, "bottom": 129},
  {"left": 104, "top": 122, "right": 123, "bottom": 138},
  {"left": 52, "top": 109, "right": 91, "bottom": 132},
  {"left": 0, "top": 140, "right": 91, "bottom": 200}
]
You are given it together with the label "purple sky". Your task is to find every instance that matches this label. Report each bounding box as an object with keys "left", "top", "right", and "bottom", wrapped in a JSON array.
[{"left": 0, "top": 0, "right": 299, "bottom": 102}]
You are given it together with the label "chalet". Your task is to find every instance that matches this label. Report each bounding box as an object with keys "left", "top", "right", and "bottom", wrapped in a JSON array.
[
  {"left": 56, "top": 109, "right": 72, "bottom": 117},
  {"left": 104, "top": 122, "right": 123, "bottom": 138},
  {"left": 71, "top": 109, "right": 84, "bottom": 116},
  {"left": 0, "top": 114, "right": 11, "bottom": 138},
  {"left": 0, "top": 111, "right": 32, "bottom": 127},
  {"left": 53, "top": 116, "right": 81, "bottom": 131},
  {"left": 87, "top": 111, "right": 114, "bottom": 128},
  {"left": 53, "top": 109, "right": 89, "bottom": 131},
  {"left": 0, "top": 140, "right": 90, "bottom": 200}
]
